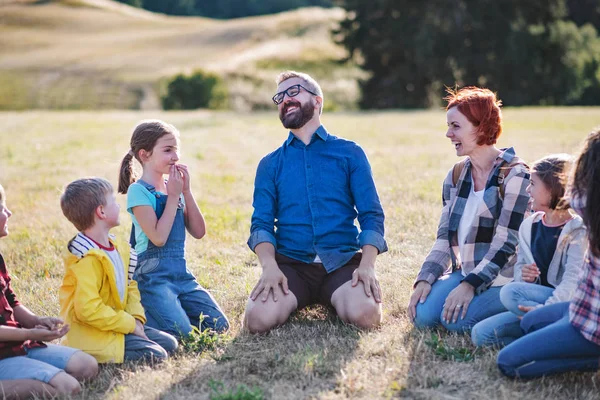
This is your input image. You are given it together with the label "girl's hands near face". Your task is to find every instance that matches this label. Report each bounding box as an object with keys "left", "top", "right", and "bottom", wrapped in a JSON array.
[
  {"left": 176, "top": 164, "right": 191, "bottom": 194},
  {"left": 167, "top": 165, "right": 184, "bottom": 197}
]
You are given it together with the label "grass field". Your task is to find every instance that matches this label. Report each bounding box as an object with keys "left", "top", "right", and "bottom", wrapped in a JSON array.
[
  {"left": 0, "top": 108, "right": 599, "bottom": 399},
  {"left": 0, "top": 1, "right": 361, "bottom": 111}
]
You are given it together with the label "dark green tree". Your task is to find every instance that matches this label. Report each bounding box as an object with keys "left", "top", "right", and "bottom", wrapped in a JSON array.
[{"left": 335, "top": 0, "right": 600, "bottom": 107}]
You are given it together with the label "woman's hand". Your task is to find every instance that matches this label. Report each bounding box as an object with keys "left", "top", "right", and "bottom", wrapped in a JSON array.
[
  {"left": 408, "top": 281, "right": 432, "bottom": 321},
  {"left": 521, "top": 263, "right": 540, "bottom": 283},
  {"left": 442, "top": 282, "right": 475, "bottom": 324}
]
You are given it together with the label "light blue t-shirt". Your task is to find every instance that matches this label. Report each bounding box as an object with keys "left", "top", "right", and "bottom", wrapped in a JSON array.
[{"left": 126, "top": 181, "right": 185, "bottom": 254}]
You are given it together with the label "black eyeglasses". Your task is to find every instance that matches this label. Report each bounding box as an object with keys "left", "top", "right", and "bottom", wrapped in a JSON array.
[{"left": 272, "top": 84, "right": 318, "bottom": 105}]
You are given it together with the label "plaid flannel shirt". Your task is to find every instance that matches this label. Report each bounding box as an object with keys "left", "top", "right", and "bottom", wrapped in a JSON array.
[
  {"left": 0, "top": 252, "right": 45, "bottom": 360},
  {"left": 569, "top": 194, "right": 600, "bottom": 345},
  {"left": 416, "top": 147, "right": 530, "bottom": 294}
]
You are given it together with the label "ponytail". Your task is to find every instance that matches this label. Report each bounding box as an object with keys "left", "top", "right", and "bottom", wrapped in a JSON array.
[
  {"left": 118, "top": 119, "right": 179, "bottom": 194},
  {"left": 118, "top": 151, "right": 137, "bottom": 194}
]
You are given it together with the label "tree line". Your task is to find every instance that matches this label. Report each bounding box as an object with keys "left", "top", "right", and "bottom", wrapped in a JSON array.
[{"left": 335, "top": 0, "right": 600, "bottom": 107}]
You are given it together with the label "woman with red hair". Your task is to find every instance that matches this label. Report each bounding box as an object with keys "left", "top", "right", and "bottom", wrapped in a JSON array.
[{"left": 407, "top": 87, "right": 531, "bottom": 332}]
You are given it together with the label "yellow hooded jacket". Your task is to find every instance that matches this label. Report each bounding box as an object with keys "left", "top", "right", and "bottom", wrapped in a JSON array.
[{"left": 59, "top": 233, "right": 146, "bottom": 363}]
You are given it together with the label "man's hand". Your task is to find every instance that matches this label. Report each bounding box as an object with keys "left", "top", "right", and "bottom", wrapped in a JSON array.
[
  {"left": 28, "top": 325, "right": 70, "bottom": 342},
  {"left": 132, "top": 320, "right": 148, "bottom": 339},
  {"left": 521, "top": 263, "right": 540, "bottom": 283},
  {"left": 442, "top": 282, "right": 475, "bottom": 324},
  {"left": 408, "top": 281, "right": 432, "bottom": 321},
  {"left": 35, "top": 317, "right": 64, "bottom": 331},
  {"left": 352, "top": 264, "right": 382, "bottom": 303},
  {"left": 250, "top": 263, "right": 289, "bottom": 302}
]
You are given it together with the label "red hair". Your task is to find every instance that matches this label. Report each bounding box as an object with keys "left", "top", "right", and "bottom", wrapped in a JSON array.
[{"left": 444, "top": 86, "right": 503, "bottom": 146}]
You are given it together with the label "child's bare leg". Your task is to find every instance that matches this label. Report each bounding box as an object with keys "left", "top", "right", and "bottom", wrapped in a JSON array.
[
  {"left": 64, "top": 351, "right": 98, "bottom": 380},
  {"left": 0, "top": 379, "right": 57, "bottom": 399},
  {"left": 48, "top": 371, "right": 81, "bottom": 395}
]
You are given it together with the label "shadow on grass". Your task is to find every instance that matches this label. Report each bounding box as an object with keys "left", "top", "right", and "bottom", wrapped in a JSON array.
[
  {"left": 400, "top": 322, "right": 600, "bottom": 400},
  {"left": 158, "top": 306, "right": 362, "bottom": 399}
]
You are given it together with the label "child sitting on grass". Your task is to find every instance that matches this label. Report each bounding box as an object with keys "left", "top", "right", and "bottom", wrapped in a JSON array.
[
  {"left": 0, "top": 183, "right": 98, "bottom": 398},
  {"left": 59, "top": 178, "right": 178, "bottom": 364}
]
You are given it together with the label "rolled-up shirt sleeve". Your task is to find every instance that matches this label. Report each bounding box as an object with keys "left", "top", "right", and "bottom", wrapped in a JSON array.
[
  {"left": 351, "top": 145, "right": 388, "bottom": 254},
  {"left": 247, "top": 156, "right": 278, "bottom": 252}
]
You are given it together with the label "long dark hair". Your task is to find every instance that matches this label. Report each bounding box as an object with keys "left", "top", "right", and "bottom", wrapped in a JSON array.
[
  {"left": 570, "top": 128, "right": 600, "bottom": 256},
  {"left": 118, "top": 120, "right": 179, "bottom": 194}
]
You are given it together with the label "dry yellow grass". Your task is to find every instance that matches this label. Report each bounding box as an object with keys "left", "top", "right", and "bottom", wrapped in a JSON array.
[
  {"left": 0, "top": 108, "right": 599, "bottom": 399},
  {"left": 0, "top": 1, "right": 359, "bottom": 110}
]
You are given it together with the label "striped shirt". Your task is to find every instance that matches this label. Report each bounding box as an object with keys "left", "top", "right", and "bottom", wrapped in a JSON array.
[
  {"left": 569, "top": 194, "right": 600, "bottom": 345},
  {"left": 416, "top": 147, "right": 531, "bottom": 294}
]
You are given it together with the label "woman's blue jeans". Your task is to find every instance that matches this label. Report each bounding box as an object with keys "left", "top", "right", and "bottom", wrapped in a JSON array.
[
  {"left": 497, "top": 302, "right": 600, "bottom": 378},
  {"left": 413, "top": 270, "right": 506, "bottom": 333},
  {"left": 471, "top": 282, "right": 554, "bottom": 347}
]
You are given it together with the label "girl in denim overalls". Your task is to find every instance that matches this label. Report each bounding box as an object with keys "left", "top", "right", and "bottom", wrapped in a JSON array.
[{"left": 118, "top": 119, "right": 229, "bottom": 338}]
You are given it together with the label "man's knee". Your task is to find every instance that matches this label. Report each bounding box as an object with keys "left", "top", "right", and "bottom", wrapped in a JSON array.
[
  {"left": 49, "top": 372, "right": 82, "bottom": 395},
  {"left": 343, "top": 301, "right": 382, "bottom": 330},
  {"left": 244, "top": 299, "right": 294, "bottom": 334},
  {"left": 65, "top": 351, "right": 99, "bottom": 380}
]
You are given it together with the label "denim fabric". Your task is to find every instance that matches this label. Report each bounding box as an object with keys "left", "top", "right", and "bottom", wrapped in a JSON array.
[
  {"left": 413, "top": 270, "right": 506, "bottom": 333},
  {"left": 134, "top": 180, "right": 229, "bottom": 338},
  {"left": 124, "top": 326, "right": 178, "bottom": 362},
  {"left": 248, "top": 125, "right": 387, "bottom": 273},
  {"left": 471, "top": 282, "right": 555, "bottom": 347},
  {"left": 0, "top": 344, "right": 78, "bottom": 383},
  {"left": 497, "top": 302, "right": 600, "bottom": 378}
]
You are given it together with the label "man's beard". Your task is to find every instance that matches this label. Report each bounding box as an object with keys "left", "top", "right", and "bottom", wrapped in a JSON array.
[{"left": 279, "top": 99, "right": 315, "bottom": 129}]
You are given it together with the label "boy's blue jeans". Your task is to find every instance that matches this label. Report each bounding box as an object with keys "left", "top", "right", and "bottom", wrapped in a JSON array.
[
  {"left": 497, "top": 302, "right": 600, "bottom": 378},
  {"left": 413, "top": 270, "right": 506, "bottom": 333},
  {"left": 471, "top": 282, "right": 555, "bottom": 347}
]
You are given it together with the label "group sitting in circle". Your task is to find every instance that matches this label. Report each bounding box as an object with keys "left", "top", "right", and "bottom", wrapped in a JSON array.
[{"left": 0, "top": 70, "right": 598, "bottom": 398}]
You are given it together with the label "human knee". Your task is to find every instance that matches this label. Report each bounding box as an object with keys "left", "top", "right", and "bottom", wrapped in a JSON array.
[
  {"left": 160, "top": 334, "right": 179, "bottom": 355},
  {"left": 49, "top": 372, "right": 82, "bottom": 395},
  {"left": 344, "top": 302, "right": 381, "bottom": 330},
  {"left": 499, "top": 283, "right": 521, "bottom": 312},
  {"left": 496, "top": 349, "right": 518, "bottom": 378},
  {"left": 66, "top": 351, "right": 98, "bottom": 380},
  {"left": 412, "top": 302, "right": 440, "bottom": 329},
  {"left": 471, "top": 323, "right": 491, "bottom": 347},
  {"left": 244, "top": 305, "right": 282, "bottom": 333}
]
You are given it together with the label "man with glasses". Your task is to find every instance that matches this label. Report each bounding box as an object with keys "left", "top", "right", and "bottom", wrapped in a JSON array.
[{"left": 244, "top": 71, "right": 387, "bottom": 333}]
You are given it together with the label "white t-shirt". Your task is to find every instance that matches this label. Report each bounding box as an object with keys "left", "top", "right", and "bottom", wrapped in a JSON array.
[
  {"left": 457, "top": 186, "right": 485, "bottom": 275},
  {"left": 103, "top": 248, "right": 126, "bottom": 302}
]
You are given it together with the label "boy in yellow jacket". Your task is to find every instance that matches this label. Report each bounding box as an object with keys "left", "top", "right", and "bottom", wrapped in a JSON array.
[{"left": 59, "top": 178, "right": 177, "bottom": 363}]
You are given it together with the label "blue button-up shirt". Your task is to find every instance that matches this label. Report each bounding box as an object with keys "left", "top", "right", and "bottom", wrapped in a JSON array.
[{"left": 248, "top": 125, "right": 387, "bottom": 273}]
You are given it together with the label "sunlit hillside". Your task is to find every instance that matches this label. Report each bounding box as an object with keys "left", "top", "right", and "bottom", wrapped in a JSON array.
[{"left": 0, "top": 0, "right": 362, "bottom": 110}]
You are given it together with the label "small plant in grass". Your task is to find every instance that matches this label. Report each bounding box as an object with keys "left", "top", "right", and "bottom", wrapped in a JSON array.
[
  {"left": 425, "top": 333, "right": 476, "bottom": 362},
  {"left": 179, "top": 315, "right": 225, "bottom": 353},
  {"left": 208, "top": 380, "right": 264, "bottom": 400}
]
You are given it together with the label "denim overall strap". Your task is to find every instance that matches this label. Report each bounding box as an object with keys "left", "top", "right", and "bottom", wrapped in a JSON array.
[{"left": 136, "top": 180, "right": 186, "bottom": 261}]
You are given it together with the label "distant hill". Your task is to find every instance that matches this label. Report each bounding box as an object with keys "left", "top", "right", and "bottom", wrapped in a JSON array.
[{"left": 0, "top": 0, "right": 363, "bottom": 110}]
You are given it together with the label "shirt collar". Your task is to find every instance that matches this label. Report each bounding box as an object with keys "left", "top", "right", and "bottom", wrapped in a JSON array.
[
  {"left": 496, "top": 147, "right": 516, "bottom": 164},
  {"left": 285, "top": 125, "right": 329, "bottom": 146}
]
